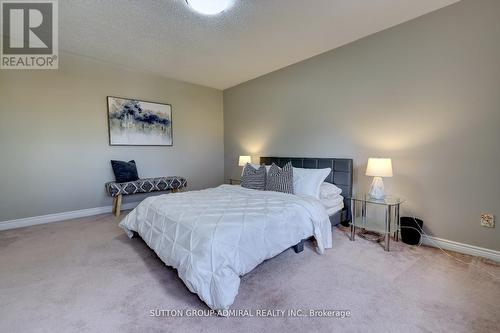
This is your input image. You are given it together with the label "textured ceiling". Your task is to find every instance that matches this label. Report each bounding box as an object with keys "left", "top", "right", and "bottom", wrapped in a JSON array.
[{"left": 60, "top": 0, "right": 460, "bottom": 89}]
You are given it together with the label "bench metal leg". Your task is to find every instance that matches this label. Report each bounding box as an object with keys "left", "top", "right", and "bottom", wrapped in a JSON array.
[
  {"left": 292, "top": 240, "right": 304, "bottom": 253},
  {"left": 114, "top": 194, "right": 122, "bottom": 218}
]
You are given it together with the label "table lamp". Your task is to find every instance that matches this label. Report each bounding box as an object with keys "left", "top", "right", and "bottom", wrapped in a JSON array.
[
  {"left": 238, "top": 155, "right": 251, "bottom": 168},
  {"left": 366, "top": 158, "right": 393, "bottom": 199}
]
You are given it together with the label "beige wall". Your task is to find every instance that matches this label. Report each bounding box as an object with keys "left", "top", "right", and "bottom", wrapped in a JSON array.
[
  {"left": 0, "top": 53, "right": 224, "bottom": 221},
  {"left": 224, "top": 0, "right": 500, "bottom": 250}
]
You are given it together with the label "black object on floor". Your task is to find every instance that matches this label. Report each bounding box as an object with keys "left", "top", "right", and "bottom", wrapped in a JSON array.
[{"left": 400, "top": 216, "right": 424, "bottom": 245}]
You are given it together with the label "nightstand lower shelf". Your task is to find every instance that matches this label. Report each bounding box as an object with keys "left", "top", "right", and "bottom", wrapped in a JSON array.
[{"left": 348, "top": 195, "right": 405, "bottom": 251}]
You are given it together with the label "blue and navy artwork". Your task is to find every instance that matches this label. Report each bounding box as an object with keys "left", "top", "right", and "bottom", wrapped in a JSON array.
[
  {"left": 110, "top": 100, "right": 170, "bottom": 127},
  {"left": 108, "top": 97, "right": 173, "bottom": 146}
]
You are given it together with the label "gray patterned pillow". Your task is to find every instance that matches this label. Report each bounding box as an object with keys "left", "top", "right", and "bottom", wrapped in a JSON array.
[
  {"left": 241, "top": 163, "right": 266, "bottom": 190},
  {"left": 266, "top": 162, "right": 294, "bottom": 194}
]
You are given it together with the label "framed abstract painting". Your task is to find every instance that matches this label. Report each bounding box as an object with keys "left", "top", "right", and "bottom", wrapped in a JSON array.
[{"left": 107, "top": 96, "right": 173, "bottom": 146}]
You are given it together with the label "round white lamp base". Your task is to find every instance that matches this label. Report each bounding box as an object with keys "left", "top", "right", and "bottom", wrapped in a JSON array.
[{"left": 369, "top": 176, "right": 385, "bottom": 199}]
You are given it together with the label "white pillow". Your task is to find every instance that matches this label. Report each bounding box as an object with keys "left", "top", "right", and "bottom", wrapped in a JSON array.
[
  {"left": 320, "top": 182, "right": 342, "bottom": 197},
  {"left": 292, "top": 167, "right": 331, "bottom": 198},
  {"left": 319, "top": 194, "right": 344, "bottom": 209}
]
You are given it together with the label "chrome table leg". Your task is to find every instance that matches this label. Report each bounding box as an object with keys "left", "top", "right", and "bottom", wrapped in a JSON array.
[
  {"left": 350, "top": 199, "right": 356, "bottom": 241},
  {"left": 395, "top": 204, "right": 400, "bottom": 242},
  {"left": 362, "top": 200, "right": 366, "bottom": 230},
  {"left": 385, "top": 205, "right": 392, "bottom": 251}
]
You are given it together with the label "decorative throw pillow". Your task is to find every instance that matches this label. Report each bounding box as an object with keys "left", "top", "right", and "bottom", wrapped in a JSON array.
[
  {"left": 241, "top": 163, "right": 262, "bottom": 176},
  {"left": 241, "top": 163, "right": 266, "bottom": 190},
  {"left": 111, "top": 160, "right": 139, "bottom": 183},
  {"left": 266, "top": 162, "right": 294, "bottom": 194}
]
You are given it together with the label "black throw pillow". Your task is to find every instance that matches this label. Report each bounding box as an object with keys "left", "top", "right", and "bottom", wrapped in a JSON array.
[{"left": 111, "top": 160, "right": 139, "bottom": 183}]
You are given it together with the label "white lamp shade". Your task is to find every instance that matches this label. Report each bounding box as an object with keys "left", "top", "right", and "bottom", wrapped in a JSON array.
[
  {"left": 366, "top": 158, "right": 393, "bottom": 177},
  {"left": 238, "top": 155, "right": 251, "bottom": 166}
]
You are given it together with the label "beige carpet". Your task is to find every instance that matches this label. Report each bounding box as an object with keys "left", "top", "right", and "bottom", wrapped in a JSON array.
[{"left": 0, "top": 212, "right": 499, "bottom": 333}]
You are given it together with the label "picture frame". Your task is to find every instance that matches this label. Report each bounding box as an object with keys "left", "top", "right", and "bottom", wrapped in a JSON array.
[{"left": 107, "top": 96, "right": 173, "bottom": 146}]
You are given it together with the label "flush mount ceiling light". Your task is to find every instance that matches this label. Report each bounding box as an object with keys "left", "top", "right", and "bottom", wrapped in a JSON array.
[{"left": 185, "top": 0, "right": 232, "bottom": 15}]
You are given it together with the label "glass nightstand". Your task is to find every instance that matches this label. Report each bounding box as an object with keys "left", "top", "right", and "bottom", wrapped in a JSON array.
[{"left": 347, "top": 194, "right": 406, "bottom": 251}]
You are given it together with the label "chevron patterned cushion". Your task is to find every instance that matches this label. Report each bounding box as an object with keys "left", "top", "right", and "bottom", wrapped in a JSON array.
[
  {"left": 265, "top": 162, "right": 294, "bottom": 194},
  {"left": 241, "top": 163, "right": 266, "bottom": 190},
  {"left": 105, "top": 176, "right": 187, "bottom": 197}
]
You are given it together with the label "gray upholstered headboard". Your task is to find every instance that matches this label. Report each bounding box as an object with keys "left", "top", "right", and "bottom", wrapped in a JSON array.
[{"left": 260, "top": 157, "right": 353, "bottom": 223}]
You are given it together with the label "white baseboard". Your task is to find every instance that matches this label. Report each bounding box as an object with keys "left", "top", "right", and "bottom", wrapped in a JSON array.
[
  {"left": 0, "top": 201, "right": 140, "bottom": 231},
  {"left": 422, "top": 235, "right": 500, "bottom": 262},
  {"left": 2, "top": 206, "right": 499, "bottom": 263}
]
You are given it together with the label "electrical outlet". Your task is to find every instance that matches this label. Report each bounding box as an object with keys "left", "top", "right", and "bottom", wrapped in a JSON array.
[{"left": 480, "top": 214, "right": 495, "bottom": 228}]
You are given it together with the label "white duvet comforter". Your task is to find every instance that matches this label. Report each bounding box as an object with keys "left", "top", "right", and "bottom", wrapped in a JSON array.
[{"left": 119, "top": 185, "right": 332, "bottom": 310}]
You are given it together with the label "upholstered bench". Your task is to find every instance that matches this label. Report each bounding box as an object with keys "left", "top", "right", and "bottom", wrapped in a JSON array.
[{"left": 105, "top": 176, "right": 187, "bottom": 217}]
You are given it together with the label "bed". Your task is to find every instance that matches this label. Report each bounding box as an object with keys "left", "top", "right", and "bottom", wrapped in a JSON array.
[{"left": 119, "top": 157, "right": 353, "bottom": 310}]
